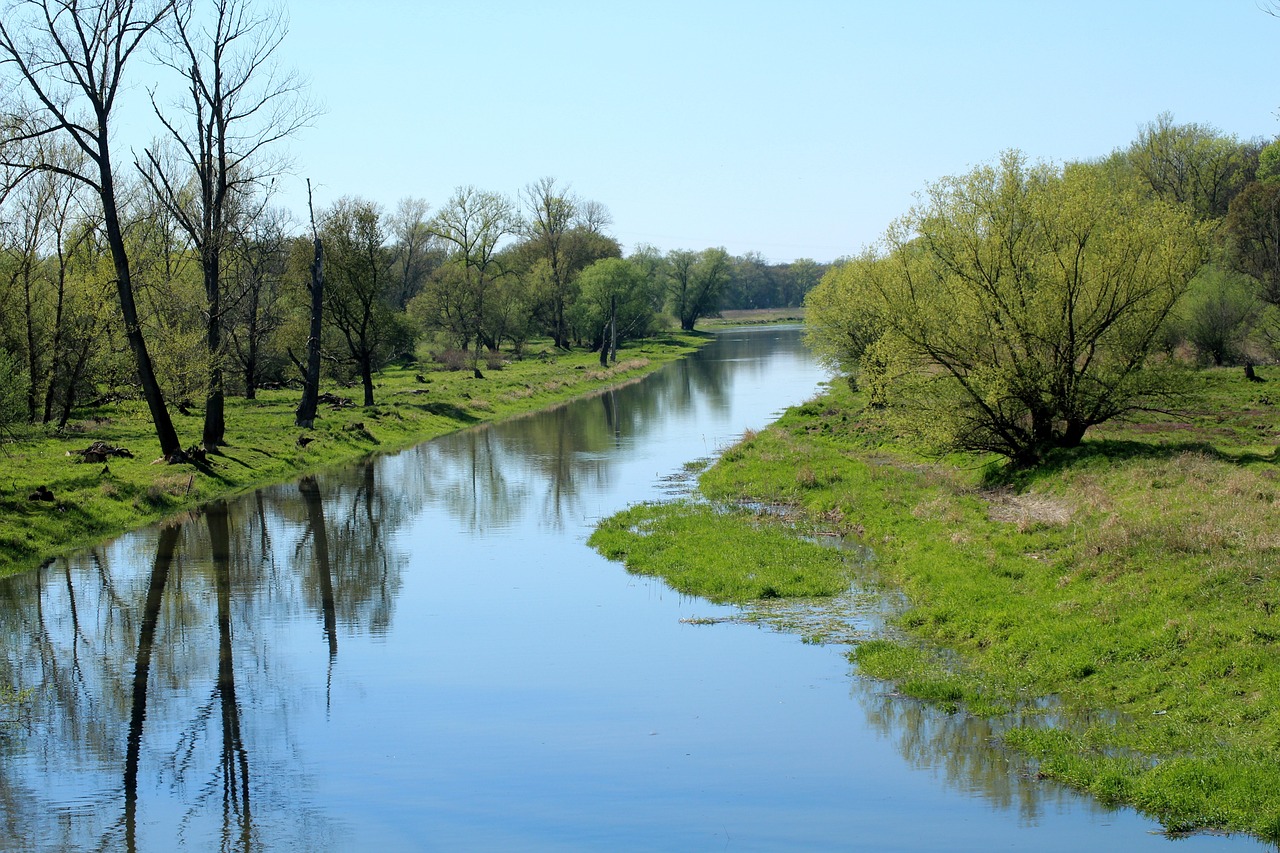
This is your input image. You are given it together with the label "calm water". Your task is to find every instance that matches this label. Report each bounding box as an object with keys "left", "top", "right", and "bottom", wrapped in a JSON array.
[{"left": 0, "top": 327, "right": 1269, "bottom": 852}]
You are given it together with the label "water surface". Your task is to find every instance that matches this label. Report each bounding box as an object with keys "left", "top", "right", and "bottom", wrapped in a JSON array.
[{"left": 0, "top": 327, "right": 1267, "bottom": 851}]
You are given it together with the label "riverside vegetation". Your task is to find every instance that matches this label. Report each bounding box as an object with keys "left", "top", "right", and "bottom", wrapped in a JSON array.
[
  {"left": 591, "top": 368, "right": 1280, "bottom": 842},
  {"left": 0, "top": 333, "right": 703, "bottom": 578},
  {"left": 592, "top": 120, "right": 1280, "bottom": 843}
]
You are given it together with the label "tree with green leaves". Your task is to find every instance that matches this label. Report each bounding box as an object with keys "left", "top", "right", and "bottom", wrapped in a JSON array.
[
  {"left": 1127, "top": 113, "right": 1258, "bottom": 222},
  {"left": 575, "top": 257, "right": 657, "bottom": 365},
  {"left": 807, "top": 151, "right": 1206, "bottom": 465},
  {"left": 425, "top": 185, "right": 518, "bottom": 356},
  {"left": 666, "top": 247, "right": 730, "bottom": 331},
  {"left": 1225, "top": 179, "right": 1280, "bottom": 305},
  {"left": 320, "top": 197, "right": 405, "bottom": 406}
]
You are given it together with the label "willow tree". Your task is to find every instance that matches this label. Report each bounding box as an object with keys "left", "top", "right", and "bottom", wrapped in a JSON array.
[
  {"left": 0, "top": 0, "right": 183, "bottom": 459},
  {"left": 807, "top": 151, "right": 1206, "bottom": 465},
  {"left": 666, "top": 247, "right": 730, "bottom": 331}
]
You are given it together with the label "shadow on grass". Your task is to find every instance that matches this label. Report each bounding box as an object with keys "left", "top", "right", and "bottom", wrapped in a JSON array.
[
  {"left": 404, "top": 401, "right": 481, "bottom": 423},
  {"left": 984, "top": 438, "right": 1280, "bottom": 490}
]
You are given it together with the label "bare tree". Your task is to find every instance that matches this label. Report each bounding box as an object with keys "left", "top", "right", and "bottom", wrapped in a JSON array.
[
  {"left": 139, "top": 0, "right": 313, "bottom": 448},
  {"left": 0, "top": 0, "right": 184, "bottom": 459},
  {"left": 293, "top": 180, "right": 322, "bottom": 427}
]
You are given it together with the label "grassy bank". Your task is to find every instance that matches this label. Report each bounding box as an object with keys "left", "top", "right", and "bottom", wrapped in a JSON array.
[
  {"left": 594, "top": 364, "right": 1280, "bottom": 842},
  {"left": 703, "top": 307, "right": 806, "bottom": 327},
  {"left": 0, "top": 334, "right": 705, "bottom": 578}
]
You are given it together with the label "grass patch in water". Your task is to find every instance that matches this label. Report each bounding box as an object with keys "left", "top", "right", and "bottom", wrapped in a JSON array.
[{"left": 588, "top": 501, "right": 852, "bottom": 604}]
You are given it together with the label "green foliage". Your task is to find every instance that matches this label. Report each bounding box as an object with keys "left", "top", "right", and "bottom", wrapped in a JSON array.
[
  {"left": 803, "top": 252, "right": 886, "bottom": 378},
  {"left": 805, "top": 151, "right": 1206, "bottom": 464},
  {"left": 320, "top": 196, "right": 404, "bottom": 404},
  {"left": 1126, "top": 112, "right": 1257, "bottom": 221},
  {"left": 574, "top": 257, "right": 659, "bottom": 351},
  {"left": 589, "top": 501, "right": 852, "bottom": 603},
  {"left": 665, "top": 247, "right": 731, "bottom": 331},
  {"left": 1174, "top": 266, "right": 1260, "bottom": 366},
  {"left": 0, "top": 349, "right": 28, "bottom": 437},
  {"left": 1224, "top": 179, "right": 1280, "bottom": 306},
  {"left": 1256, "top": 140, "right": 1280, "bottom": 185}
]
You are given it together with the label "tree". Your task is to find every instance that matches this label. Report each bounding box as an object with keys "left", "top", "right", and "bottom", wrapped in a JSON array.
[
  {"left": 426, "top": 185, "right": 518, "bottom": 355},
  {"left": 1178, "top": 266, "right": 1260, "bottom": 367},
  {"left": 1225, "top": 180, "right": 1280, "bottom": 305},
  {"left": 387, "top": 196, "right": 439, "bottom": 310},
  {"left": 722, "top": 251, "right": 775, "bottom": 309},
  {"left": 140, "top": 0, "right": 312, "bottom": 447},
  {"left": 666, "top": 246, "right": 730, "bottom": 331},
  {"left": 0, "top": 348, "right": 27, "bottom": 439},
  {"left": 519, "top": 178, "right": 621, "bottom": 348},
  {"left": 294, "top": 183, "right": 323, "bottom": 427},
  {"left": 803, "top": 253, "right": 887, "bottom": 386},
  {"left": 320, "top": 196, "right": 403, "bottom": 406},
  {"left": 226, "top": 205, "right": 290, "bottom": 398},
  {"left": 1127, "top": 113, "right": 1258, "bottom": 222},
  {"left": 807, "top": 151, "right": 1205, "bottom": 465},
  {"left": 521, "top": 177, "right": 577, "bottom": 348},
  {"left": 575, "top": 257, "right": 657, "bottom": 365},
  {"left": 782, "top": 257, "right": 823, "bottom": 307},
  {"left": 0, "top": 0, "right": 184, "bottom": 458}
]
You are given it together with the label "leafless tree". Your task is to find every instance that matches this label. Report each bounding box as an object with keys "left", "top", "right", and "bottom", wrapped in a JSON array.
[{"left": 139, "top": 0, "right": 314, "bottom": 447}]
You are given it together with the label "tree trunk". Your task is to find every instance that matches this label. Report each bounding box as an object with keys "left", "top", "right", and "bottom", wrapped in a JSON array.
[
  {"left": 202, "top": 252, "right": 225, "bottom": 447},
  {"left": 22, "top": 264, "right": 39, "bottom": 424},
  {"left": 1061, "top": 419, "right": 1088, "bottom": 448},
  {"left": 360, "top": 352, "right": 375, "bottom": 407},
  {"left": 608, "top": 294, "right": 618, "bottom": 363},
  {"left": 100, "top": 150, "right": 181, "bottom": 459},
  {"left": 124, "top": 523, "right": 179, "bottom": 848},
  {"left": 244, "top": 285, "right": 260, "bottom": 400},
  {"left": 296, "top": 236, "right": 323, "bottom": 428},
  {"left": 41, "top": 261, "right": 68, "bottom": 424}
]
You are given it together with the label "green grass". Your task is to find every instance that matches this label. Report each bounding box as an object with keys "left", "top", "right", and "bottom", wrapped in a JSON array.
[
  {"left": 0, "top": 334, "right": 706, "bottom": 577},
  {"left": 596, "top": 363, "right": 1280, "bottom": 843},
  {"left": 588, "top": 500, "right": 853, "bottom": 603}
]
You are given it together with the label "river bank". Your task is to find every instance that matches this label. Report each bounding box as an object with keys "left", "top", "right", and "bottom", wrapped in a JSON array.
[
  {"left": 603, "top": 365, "right": 1280, "bottom": 844},
  {"left": 0, "top": 333, "right": 706, "bottom": 578}
]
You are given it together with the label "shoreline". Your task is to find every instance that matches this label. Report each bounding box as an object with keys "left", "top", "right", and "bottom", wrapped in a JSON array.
[{"left": 0, "top": 333, "right": 710, "bottom": 578}]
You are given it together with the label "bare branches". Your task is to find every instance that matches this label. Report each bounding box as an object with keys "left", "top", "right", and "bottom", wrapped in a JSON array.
[
  {"left": 0, "top": 0, "right": 179, "bottom": 186},
  {"left": 142, "top": 0, "right": 317, "bottom": 230}
]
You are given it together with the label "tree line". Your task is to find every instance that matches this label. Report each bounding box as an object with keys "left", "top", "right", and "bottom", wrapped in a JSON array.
[
  {"left": 806, "top": 112, "right": 1280, "bottom": 465},
  {"left": 0, "top": 0, "right": 820, "bottom": 459}
]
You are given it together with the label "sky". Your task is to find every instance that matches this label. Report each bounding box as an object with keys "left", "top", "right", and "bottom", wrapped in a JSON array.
[{"left": 237, "top": 1, "right": 1280, "bottom": 263}]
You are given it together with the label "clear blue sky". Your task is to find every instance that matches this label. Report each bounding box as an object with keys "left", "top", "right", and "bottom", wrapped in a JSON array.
[{"left": 267, "top": 0, "right": 1280, "bottom": 263}]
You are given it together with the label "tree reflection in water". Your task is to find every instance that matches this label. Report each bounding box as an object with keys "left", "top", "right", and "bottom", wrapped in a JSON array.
[
  {"left": 0, "top": 458, "right": 412, "bottom": 851},
  {"left": 122, "top": 523, "right": 179, "bottom": 851}
]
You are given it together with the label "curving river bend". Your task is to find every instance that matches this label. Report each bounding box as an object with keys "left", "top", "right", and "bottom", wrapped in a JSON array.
[{"left": 0, "top": 326, "right": 1267, "bottom": 851}]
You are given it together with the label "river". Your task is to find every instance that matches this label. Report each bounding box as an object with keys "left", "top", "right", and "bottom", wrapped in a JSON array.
[{"left": 0, "top": 326, "right": 1267, "bottom": 851}]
